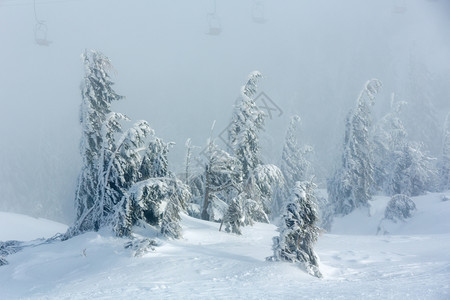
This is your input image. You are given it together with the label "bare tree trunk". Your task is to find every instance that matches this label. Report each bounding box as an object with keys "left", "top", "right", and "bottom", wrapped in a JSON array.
[{"left": 201, "top": 165, "right": 211, "bottom": 220}]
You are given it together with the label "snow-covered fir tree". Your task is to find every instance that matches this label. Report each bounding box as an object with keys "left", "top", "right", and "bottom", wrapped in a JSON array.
[
  {"left": 186, "top": 172, "right": 205, "bottom": 219},
  {"left": 327, "top": 79, "right": 382, "bottom": 216},
  {"left": 99, "top": 118, "right": 151, "bottom": 224},
  {"left": 377, "top": 194, "right": 417, "bottom": 235},
  {"left": 67, "top": 50, "right": 189, "bottom": 240},
  {"left": 372, "top": 94, "right": 408, "bottom": 195},
  {"left": 403, "top": 52, "right": 441, "bottom": 156},
  {"left": 268, "top": 181, "right": 322, "bottom": 278},
  {"left": 228, "top": 71, "right": 265, "bottom": 177},
  {"left": 227, "top": 71, "right": 283, "bottom": 223},
  {"left": 384, "top": 194, "right": 417, "bottom": 223},
  {"left": 139, "top": 135, "right": 172, "bottom": 179},
  {"left": 101, "top": 119, "right": 153, "bottom": 222},
  {"left": 280, "top": 116, "right": 313, "bottom": 186},
  {"left": 72, "top": 50, "right": 124, "bottom": 233},
  {"left": 372, "top": 94, "right": 437, "bottom": 196},
  {"left": 440, "top": 112, "right": 450, "bottom": 191},
  {"left": 221, "top": 194, "right": 245, "bottom": 235},
  {"left": 113, "top": 176, "right": 190, "bottom": 238},
  {"left": 68, "top": 115, "right": 153, "bottom": 237},
  {"left": 111, "top": 133, "right": 190, "bottom": 238},
  {"left": 184, "top": 138, "right": 193, "bottom": 185},
  {"left": 273, "top": 115, "right": 313, "bottom": 219},
  {"left": 160, "top": 179, "right": 190, "bottom": 239},
  {"left": 246, "top": 164, "right": 283, "bottom": 224},
  {"left": 391, "top": 142, "right": 437, "bottom": 196},
  {"left": 201, "top": 139, "right": 242, "bottom": 221}
]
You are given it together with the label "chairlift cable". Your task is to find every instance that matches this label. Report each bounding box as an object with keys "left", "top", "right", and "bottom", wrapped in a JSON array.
[
  {"left": 1, "top": 0, "right": 93, "bottom": 8},
  {"left": 33, "top": 0, "right": 39, "bottom": 23},
  {"left": 33, "top": 0, "right": 51, "bottom": 46}
]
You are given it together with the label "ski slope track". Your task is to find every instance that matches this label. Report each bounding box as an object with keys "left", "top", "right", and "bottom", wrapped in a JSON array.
[{"left": 1, "top": 192, "right": 449, "bottom": 299}]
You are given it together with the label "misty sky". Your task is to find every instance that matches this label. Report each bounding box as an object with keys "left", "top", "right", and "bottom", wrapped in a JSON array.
[{"left": 1, "top": 0, "right": 449, "bottom": 222}]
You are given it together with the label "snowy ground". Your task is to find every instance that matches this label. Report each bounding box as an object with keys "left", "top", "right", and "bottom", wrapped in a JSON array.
[{"left": 1, "top": 192, "right": 449, "bottom": 299}]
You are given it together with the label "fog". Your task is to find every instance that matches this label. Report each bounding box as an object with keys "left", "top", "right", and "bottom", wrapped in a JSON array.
[{"left": 1, "top": 0, "right": 449, "bottom": 223}]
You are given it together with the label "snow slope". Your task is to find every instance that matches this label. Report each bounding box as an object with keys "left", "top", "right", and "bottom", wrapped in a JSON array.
[
  {"left": 1, "top": 192, "right": 449, "bottom": 299},
  {"left": 0, "top": 212, "right": 68, "bottom": 241}
]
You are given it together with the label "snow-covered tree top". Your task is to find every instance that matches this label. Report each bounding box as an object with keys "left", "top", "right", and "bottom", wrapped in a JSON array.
[
  {"left": 357, "top": 79, "right": 382, "bottom": 107},
  {"left": 241, "top": 71, "right": 262, "bottom": 100}
]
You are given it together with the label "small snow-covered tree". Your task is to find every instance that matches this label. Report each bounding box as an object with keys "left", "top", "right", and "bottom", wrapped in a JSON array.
[
  {"left": 160, "top": 179, "right": 190, "bottom": 239},
  {"left": 403, "top": 53, "right": 441, "bottom": 155},
  {"left": 184, "top": 138, "right": 193, "bottom": 185},
  {"left": 280, "top": 115, "right": 313, "bottom": 187},
  {"left": 113, "top": 195, "right": 134, "bottom": 237},
  {"left": 139, "top": 136, "right": 171, "bottom": 180},
  {"left": 372, "top": 94, "right": 437, "bottom": 196},
  {"left": 111, "top": 130, "right": 189, "bottom": 238},
  {"left": 221, "top": 194, "right": 245, "bottom": 235},
  {"left": 201, "top": 139, "right": 242, "bottom": 221},
  {"left": 372, "top": 94, "right": 408, "bottom": 195},
  {"left": 186, "top": 172, "right": 205, "bottom": 218},
  {"left": 440, "top": 112, "right": 450, "bottom": 190},
  {"left": 327, "top": 79, "right": 382, "bottom": 216},
  {"left": 377, "top": 194, "right": 417, "bottom": 235},
  {"left": 113, "top": 177, "right": 190, "bottom": 238},
  {"left": 384, "top": 194, "right": 416, "bottom": 223},
  {"left": 316, "top": 193, "right": 334, "bottom": 232},
  {"left": 273, "top": 115, "right": 313, "bottom": 219},
  {"left": 246, "top": 164, "right": 283, "bottom": 223},
  {"left": 268, "top": 181, "right": 322, "bottom": 278},
  {"left": 391, "top": 142, "right": 437, "bottom": 196}
]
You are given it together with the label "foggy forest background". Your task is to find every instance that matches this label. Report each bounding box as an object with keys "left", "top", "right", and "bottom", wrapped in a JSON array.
[{"left": 1, "top": 0, "right": 449, "bottom": 223}]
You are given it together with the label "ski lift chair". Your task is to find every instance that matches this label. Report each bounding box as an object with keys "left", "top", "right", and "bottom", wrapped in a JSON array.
[
  {"left": 252, "top": 1, "right": 268, "bottom": 24},
  {"left": 206, "top": 13, "right": 222, "bottom": 36},
  {"left": 34, "top": 21, "right": 52, "bottom": 46}
]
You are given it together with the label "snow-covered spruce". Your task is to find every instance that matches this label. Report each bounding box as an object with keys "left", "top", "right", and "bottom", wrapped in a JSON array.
[
  {"left": 268, "top": 181, "right": 322, "bottom": 278},
  {"left": 0, "top": 257, "right": 7, "bottom": 266},
  {"left": 247, "top": 164, "right": 284, "bottom": 224},
  {"left": 440, "top": 112, "right": 450, "bottom": 191},
  {"left": 201, "top": 139, "right": 242, "bottom": 222},
  {"left": 392, "top": 142, "right": 437, "bottom": 196},
  {"left": 372, "top": 94, "right": 437, "bottom": 197},
  {"left": 372, "top": 94, "right": 408, "bottom": 196},
  {"left": 221, "top": 195, "right": 245, "bottom": 235},
  {"left": 377, "top": 194, "right": 417, "bottom": 235},
  {"left": 273, "top": 115, "right": 313, "bottom": 219},
  {"left": 227, "top": 71, "right": 283, "bottom": 224},
  {"left": 0, "top": 240, "right": 26, "bottom": 260},
  {"left": 327, "top": 79, "right": 382, "bottom": 216},
  {"left": 316, "top": 193, "right": 334, "bottom": 232},
  {"left": 280, "top": 115, "right": 313, "bottom": 188},
  {"left": 66, "top": 50, "right": 188, "bottom": 240},
  {"left": 228, "top": 71, "right": 264, "bottom": 180},
  {"left": 113, "top": 177, "right": 190, "bottom": 239},
  {"left": 384, "top": 194, "right": 417, "bottom": 223},
  {"left": 123, "top": 238, "right": 158, "bottom": 257},
  {"left": 72, "top": 50, "right": 124, "bottom": 234},
  {"left": 184, "top": 138, "right": 193, "bottom": 186},
  {"left": 403, "top": 54, "right": 442, "bottom": 155}
]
